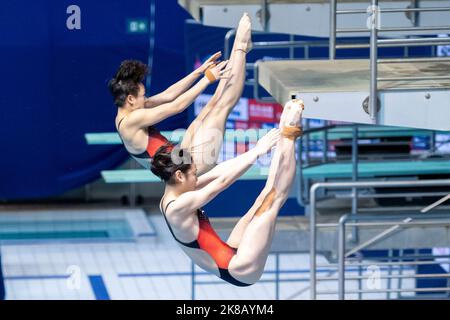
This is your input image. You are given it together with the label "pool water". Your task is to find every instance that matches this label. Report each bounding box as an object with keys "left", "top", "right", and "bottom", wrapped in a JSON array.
[{"left": 0, "top": 219, "right": 134, "bottom": 241}]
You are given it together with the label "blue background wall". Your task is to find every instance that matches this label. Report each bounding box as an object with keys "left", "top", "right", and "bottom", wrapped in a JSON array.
[{"left": 0, "top": 0, "right": 189, "bottom": 200}]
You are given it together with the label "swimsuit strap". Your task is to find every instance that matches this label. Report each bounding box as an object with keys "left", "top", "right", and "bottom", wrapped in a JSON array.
[
  {"left": 117, "top": 116, "right": 127, "bottom": 131},
  {"left": 160, "top": 198, "right": 199, "bottom": 249},
  {"left": 163, "top": 200, "right": 176, "bottom": 214}
]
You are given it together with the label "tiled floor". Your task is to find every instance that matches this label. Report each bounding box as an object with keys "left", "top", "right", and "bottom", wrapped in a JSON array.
[{"left": 0, "top": 209, "right": 417, "bottom": 300}]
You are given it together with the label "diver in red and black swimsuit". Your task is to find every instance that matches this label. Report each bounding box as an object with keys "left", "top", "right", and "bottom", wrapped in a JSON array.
[
  {"left": 160, "top": 197, "right": 247, "bottom": 286},
  {"left": 109, "top": 13, "right": 253, "bottom": 175},
  {"left": 116, "top": 117, "right": 173, "bottom": 170},
  {"left": 151, "top": 99, "right": 304, "bottom": 286}
]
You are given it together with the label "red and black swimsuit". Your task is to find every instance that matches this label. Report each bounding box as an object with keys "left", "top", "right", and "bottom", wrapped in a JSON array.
[
  {"left": 161, "top": 199, "right": 251, "bottom": 287},
  {"left": 117, "top": 117, "right": 174, "bottom": 169}
]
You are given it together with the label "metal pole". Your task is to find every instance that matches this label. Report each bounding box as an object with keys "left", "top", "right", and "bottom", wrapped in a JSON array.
[
  {"left": 378, "top": 37, "right": 450, "bottom": 46},
  {"left": 309, "top": 184, "right": 320, "bottom": 299},
  {"left": 297, "top": 131, "right": 307, "bottom": 206},
  {"left": 351, "top": 125, "right": 359, "bottom": 243},
  {"left": 275, "top": 253, "right": 280, "bottom": 300},
  {"left": 430, "top": 130, "right": 436, "bottom": 153},
  {"left": 261, "top": 0, "right": 269, "bottom": 32},
  {"left": 336, "top": 38, "right": 450, "bottom": 49},
  {"left": 224, "top": 29, "right": 236, "bottom": 60},
  {"left": 338, "top": 215, "right": 348, "bottom": 300},
  {"left": 303, "top": 119, "right": 311, "bottom": 206},
  {"left": 289, "top": 34, "right": 295, "bottom": 58},
  {"left": 130, "top": 160, "right": 137, "bottom": 207},
  {"left": 421, "top": 194, "right": 450, "bottom": 213},
  {"left": 404, "top": 6, "right": 450, "bottom": 13},
  {"left": 338, "top": 25, "right": 450, "bottom": 33},
  {"left": 369, "top": 0, "right": 379, "bottom": 122},
  {"left": 323, "top": 121, "right": 329, "bottom": 163},
  {"left": 305, "top": 120, "right": 310, "bottom": 166},
  {"left": 337, "top": 7, "right": 450, "bottom": 14},
  {"left": 380, "top": 57, "right": 450, "bottom": 63},
  {"left": 319, "top": 258, "right": 450, "bottom": 268},
  {"left": 358, "top": 253, "right": 363, "bottom": 300},
  {"left": 411, "top": 0, "right": 419, "bottom": 27},
  {"left": 191, "top": 262, "right": 196, "bottom": 300},
  {"left": 398, "top": 249, "right": 404, "bottom": 299},
  {"left": 345, "top": 217, "right": 413, "bottom": 258},
  {"left": 387, "top": 249, "right": 393, "bottom": 299},
  {"left": 310, "top": 179, "right": 450, "bottom": 190},
  {"left": 378, "top": 75, "right": 450, "bottom": 81},
  {"left": 330, "top": 0, "right": 337, "bottom": 59}
]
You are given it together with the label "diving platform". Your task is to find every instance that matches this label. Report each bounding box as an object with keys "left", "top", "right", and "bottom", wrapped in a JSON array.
[
  {"left": 257, "top": 58, "right": 450, "bottom": 131},
  {"left": 178, "top": 0, "right": 450, "bottom": 37}
]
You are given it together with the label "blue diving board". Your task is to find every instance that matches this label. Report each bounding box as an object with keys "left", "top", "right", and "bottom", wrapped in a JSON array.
[
  {"left": 101, "top": 166, "right": 270, "bottom": 183},
  {"left": 85, "top": 129, "right": 271, "bottom": 145},
  {"left": 308, "top": 126, "right": 440, "bottom": 140},
  {"left": 303, "top": 159, "right": 450, "bottom": 179}
]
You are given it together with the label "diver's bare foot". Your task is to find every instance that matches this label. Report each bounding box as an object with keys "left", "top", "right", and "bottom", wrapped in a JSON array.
[
  {"left": 235, "top": 13, "right": 252, "bottom": 53},
  {"left": 280, "top": 99, "right": 304, "bottom": 128}
]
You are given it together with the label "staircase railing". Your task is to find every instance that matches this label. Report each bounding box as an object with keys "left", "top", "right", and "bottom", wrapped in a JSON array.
[{"left": 309, "top": 179, "right": 450, "bottom": 299}]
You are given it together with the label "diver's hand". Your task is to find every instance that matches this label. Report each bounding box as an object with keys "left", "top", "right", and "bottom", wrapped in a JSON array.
[
  {"left": 195, "top": 51, "right": 222, "bottom": 75},
  {"left": 204, "top": 60, "right": 231, "bottom": 83},
  {"left": 254, "top": 128, "right": 280, "bottom": 156}
]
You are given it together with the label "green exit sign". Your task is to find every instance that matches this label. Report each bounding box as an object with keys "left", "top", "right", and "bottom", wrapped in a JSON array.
[{"left": 126, "top": 19, "right": 148, "bottom": 33}]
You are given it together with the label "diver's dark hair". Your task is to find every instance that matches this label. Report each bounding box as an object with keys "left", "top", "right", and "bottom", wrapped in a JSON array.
[
  {"left": 108, "top": 60, "right": 149, "bottom": 107},
  {"left": 150, "top": 144, "right": 192, "bottom": 184}
]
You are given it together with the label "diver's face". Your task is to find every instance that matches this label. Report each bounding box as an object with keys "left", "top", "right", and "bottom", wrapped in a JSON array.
[
  {"left": 134, "top": 84, "right": 146, "bottom": 109},
  {"left": 127, "top": 83, "right": 146, "bottom": 109},
  {"left": 176, "top": 164, "right": 198, "bottom": 192},
  {"left": 185, "top": 165, "right": 198, "bottom": 191}
]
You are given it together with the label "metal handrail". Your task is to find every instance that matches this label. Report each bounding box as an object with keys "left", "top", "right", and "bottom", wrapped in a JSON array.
[
  {"left": 309, "top": 179, "right": 450, "bottom": 299},
  {"left": 337, "top": 26, "right": 450, "bottom": 33},
  {"left": 338, "top": 213, "right": 450, "bottom": 299},
  {"left": 225, "top": 30, "right": 332, "bottom": 103},
  {"left": 330, "top": 0, "right": 450, "bottom": 121},
  {"left": 319, "top": 287, "right": 450, "bottom": 295},
  {"left": 347, "top": 253, "right": 450, "bottom": 261},
  {"left": 320, "top": 258, "right": 450, "bottom": 268},
  {"left": 422, "top": 194, "right": 450, "bottom": 213},
  {"left": 191, "top": 250, "right": 306, "bottom": 300},
  {"left": 337, "top": 7, "right": 450, "bottom": 14},
  {"left": 336, "top": 37, "right": 450, "bottom": 49},
  {"left": 336, "top": 191, "right": 450, "bottom": 199},
  {"left": 318, "top": 260, "right": 450, "bottom": 269},
  {"left": 378, "top": 37, "right": 450, "bottom": 46},
  {"left": 317, "top": 273, "right": 450, "bottom": 281},
  {"left": 252, "top": 40, "right": 328, "bottom": 49},
  {"left": 345, "top": 219, "right": 450, "bottom": 227},
  {"left": 380, "top": 57, "right": 450, "bottom": 63},
  {"left": 224, "top": 29, "right": 237, "bottom": 60}
]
